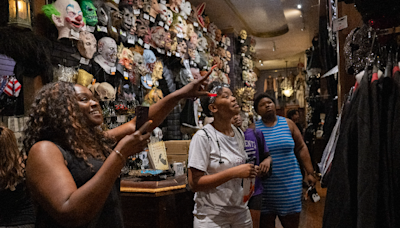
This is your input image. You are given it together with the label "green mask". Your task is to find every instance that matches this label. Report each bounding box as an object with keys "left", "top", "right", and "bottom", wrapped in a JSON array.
[{"left": 80, "top": 0, "right": 97, "bottom": 26}]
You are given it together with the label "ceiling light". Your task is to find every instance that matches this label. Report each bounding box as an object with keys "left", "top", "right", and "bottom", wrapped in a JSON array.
[
  {"left": 259, "top": 60, "right": 262, "bottom": 63},
  {"left": 297, "top": 4, "right": 302, "bottom": 9},
  {"left": 261, "top": 63, "right": 264, "bottom": 66},
  {"left": 300, "top": 14, "right": 303, "bottom": 18}
]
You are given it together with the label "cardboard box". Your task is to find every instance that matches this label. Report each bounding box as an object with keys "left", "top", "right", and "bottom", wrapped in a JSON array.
[
  {"left": 164, "top": 140, "right": 191, "bottom": 155},
  {"left": 167, "top": 154, "right": 188, "bottom": 164}
]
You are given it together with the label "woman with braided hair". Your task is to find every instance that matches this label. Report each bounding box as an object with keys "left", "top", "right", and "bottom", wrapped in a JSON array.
[{"left": 24, "top": 70, "right": 211, "bottom": 227}]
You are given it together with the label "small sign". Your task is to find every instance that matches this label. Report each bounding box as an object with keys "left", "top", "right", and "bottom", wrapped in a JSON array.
[
  {"left": 150, "top": 17, "right": 155, "bottom": 23},
  {"left": 143, "top": 13, "right": 150, "bottom": 20},
  {"left": 161, "top": 0, "right": 166, "bottom": 4},
  {"left": 80, "top": 57, "right": 90, "bottom": 65},
  {"left": 160, "top": 49, "right": 165, "bottom": 54},
  {"left": 134, "top": 9, "right": 140, "bottom": 15},
  {"left": 144, "top": 43, "right": 150, "bottom": 49},
  {"left": 157, "top": 48, "right": 162, "bottom": 53},
  {"left": 203, "top": 27, "right": 207, "bottom": 32},
  {"left": 87, "top": 26, "right": 95, "bottom": 33},
  {"left": 167, "top": 51, "right": 172, "bottom": 56},
  {"left": 117, "top": 115, "right": 127, "bottom": 123},
  {"left": 70, "top": 29, "right": 80, "bottom": 38},
  {"left": 184, "top": 15, "right": 187, "bottom": 20},
  {"left": 120, "top": 30, "right": 127, "bottom": 36},
  {"left": 97, "top": 25, "right": 107, "bottom": 33},
  {"left": 128, "top": 36, "right": 135, "bottom": 44},
  {"left": 194, "top": 63, "right": 197, "bottom": 67},
  {"left": 193, "top": 22, "right": 198, "bottom": 27},
  {"left": 138, "top": 38, "right": 144, "bottom": 45},
  {"left": 176, "top": 53, "right": 180, "bottom": 57},
  {"left": 240, "top": 40, "right": 245, "bottom": 43},
  {"left": 333, "top": 15, "right": 348, "bottom": 32},
  {"left": 190, "top": 60, "right": 194, "bottom": 65},
  {"left": 110, "top": 67, "right": 116, "bottom": 74},
  {"left": 112, "top": 26, "right": 118, "bottom": 33},
  {"left": 164, "top": 25, "right": 169, "bottom": 30},
  {"left": 124, "top": 71, "right": 129, "bottom": 79},
  {"left": 241, "top": 53, "right": 245, "bottom": 57},
  {"left": 158, "top": 21, "right": 164, "bottom": 27}
]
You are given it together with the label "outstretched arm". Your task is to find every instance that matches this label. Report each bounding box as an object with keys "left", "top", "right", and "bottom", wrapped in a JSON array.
[{"left": 107, "top": 67, "right": 214, "bottom": 142}]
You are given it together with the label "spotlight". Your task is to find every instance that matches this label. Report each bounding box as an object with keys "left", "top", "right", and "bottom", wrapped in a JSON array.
[
  {"left": 300, "top": 14, "right": 303, "bottom": 18},
  {"left": 297, "top": 4, "right": 302, "bottom": 9},
  {"left": 259, "top": 60, "right": 262, "bottom": 63},
  {"left": 261, "top": 63, "right": 264, "bottom": 66}
]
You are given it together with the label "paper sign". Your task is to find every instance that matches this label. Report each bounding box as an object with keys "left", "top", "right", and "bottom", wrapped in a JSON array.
[
  {"left": 120, "top": 31, "right": 127, "bottom": 36},
  {"left": 128, "top": 36, "right": 135, "bottom": 44},
  {"left": 110, "top": 67, "right": 116, "bottom": 75},
  {"left": 112, "top": 26, "right": 118, "bottom": 33},
  {"left": 161, "top": 0, "right": 166, "bottom": 4},
  {"left": 333, "top": 15, "right": 348, "bottom": 32},
  {"left": 240, "top": 40, "right": 245, "bottom": 43},
  {"left": 164, "top": 25, "right": 169, "bottom": 30},
  {"left": 117, "top": 115, "right": 127, "bottom": 123},
  {"left": 124, "top": 71, "right": 129, "bottom": 78},
  {"left": 70, "top": 29, "right": 80, "bottom": 38},
  {"left": 150, "top": 17, "right": 155, "bottom": 23},
  {"left": 87, "top": 26, "right": 95, "bottom": 32},
  {"left": 148, "top": 141, "right": 169, "bottom": 170},
  {"left": 138, "top": 38, "right": 144, "bottom": 45},
  {"left": 143, "top": 13, "right": 150, "bottom": 20},
  {"left": 80, "top": 57, "right": 90, "bottom": 65},
  {"left": 193, "top": 22, "right": 198, "bottom": 27},
  {"left": 97, "top": 25, "right": 107, "bottom": 32},
  {"left": 175, "top": 53, "right": 180, "bottom": 57},
  {"left": 157, "top": 48, "right": 162, "bottom": 53},
  {"left": 158, "top": 21, "right": 164, "bottom": 27},
  {"left": 144, "top": 43, "right": 150, "bottom": 49},
  {"left": 134, "top": 9, "right": 140, "bottom": 15},
  {"left": 167, "top": 51, "right": 172, "bottom": 56},
  {"left": 203, "top": 27, "right": 207, "bottom": 32},
  {"left": 160, "top": 49, "right": 165, "bottom": 54}
]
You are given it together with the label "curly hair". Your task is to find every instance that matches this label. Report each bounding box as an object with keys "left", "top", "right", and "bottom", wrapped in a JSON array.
[
  {"left": 23, "top": 82, "right": 115, "bottom": 169},
  {"left": 0, "top": 126, "right": 24, "bottom": 190}
]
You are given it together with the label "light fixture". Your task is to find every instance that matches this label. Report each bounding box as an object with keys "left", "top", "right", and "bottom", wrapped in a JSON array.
[
  {"left": 259, "top": 60, "right": 262, "bottom": 63},
  {"left": 8, "top": 0, "right": 32, "bottom": 29},
  {"left": 261, "top": 63, "right": 264, "bottom": 66},
  {"left": 283, "top": 89, "right": 294, "bottom": 97},
  {"left": 300, "top": 14, "right": 303, "bottom": 18},
  {"left": 297, "top": 4, "right": 302, "bottom": 9}
]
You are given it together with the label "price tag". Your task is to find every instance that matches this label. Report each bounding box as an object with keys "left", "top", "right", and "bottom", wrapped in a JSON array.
[
  {"left": 87, "top": 26, "right": 95, "bottom": 32},
  {"left": 184, "top": 15, "right": 188, "bottom": 20},
  {"left": 150, "top": 17, "right": 155, "bottom": 23},
  {"left": 160, "top": 49, "right": 165, "bottom": 54},
  {"left": 161, "top": 0, "right": 166, "bottom": 4},
  {"left": 80, "top": 57, "right": 90, "bottom": 65},
  {"left": 134, "top": 9, "right": 140, "bottom": 15},
  {"left": 120, "top": 30, "right": 127, "bottom": 36},
  {"left": 240, "top": 40, "right": 245, "bottom": 43},
  {"left": 158, "top": 21, "right": 164, "bottom": 27},
  {"left": 175, "top": 53, "right": 180, "bottom": 57},
  {"left": 144, "top": 43, "right": 150, "bottom": 49},
  {"left": 164, "top": 24, "right": 169, "bottom": 30},
  {"left": 110, "top": 67, "right": 116, "bottom": 75},
  {"left": 128, "top": 36, "right": 135, "bottom": 44},
  {"left": 117, "top": 115, "right": 127, "bottom": 123},
  {"left": 143, "top": 13, "right": 150, "bottom": 20},
  {"left": 203, "top": 66, "right": 207, "bottom": 70},
  {"left": 194, "top": 63, "right": 197, "bottom": 67},
  {"left": 70, "top": 29, "right": 80, "bottom": 38},
  {"left": 203, "top": 27, "right": 207, "bottom": 32},
  {"left": 124, "top": 71, "right": 129, "bottom": 79},
  {"left": 167, "top": 51, "right": 172, "bottom": 56},
  {"left": 193, "top": 22, "right": 198, "bottom": 27},
  {"left": 241, "top": 53, "right": 245, "bottom": 57},
  {"left": 97, "top": 26, "right": 107, "bottom": 32},
  {"left": 138, "top": 38, "right": 144, "bottom": 45},
  {"left": 190, "top": 60, "right": 194, "bottom": 65},
  {"left": 112, "top": 26, "right": 118, "bottom": 33},
  {"left": 157, "top": 48, "right": 162, "bottom": 53}
]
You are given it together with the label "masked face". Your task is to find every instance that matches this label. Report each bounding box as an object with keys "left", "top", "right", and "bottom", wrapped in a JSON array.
[
  {"left": 215, "top": 29, "right": 222, "bottom": 42},
  {"left": 164, "top": 32, "right": 172, "bottom": 51},
  {"left": 241, "top": 45, "right": 248, "bottom": 53},
  {"left": 136, "top": 18, "right": 149, "bottom": 37},
  {"left": 187, "top": 24, "right": 195, "bottom": 37},
  {"left": 197, "top": 37, "right": 207, "bottom": 52},
  {"left": 98, "top": 37, "right": 117, "bottom": 63},
  {"left": 152, "top": 61, "right": 163, "bottom": 83},
  {"left": 177, "top": 39, "right": 187, "bottom": 56},
  {"left": 97, "top": 5, "right": 107, "bottom": 25},
  {"left": 240, "top": 30, "right": 247, "bottom": 40},
  {"left": 226, "top": 51, "right": 231, "bottom": 61},
  {"left": 149, "top": 0, "right": 161, "bottom": 18},
  {"left": 118, "top": 47, "right": 134, "bottom": 70},
  {"left": 121, "top": 7, "right": 135, "bottom": 31},
  {"left": 190, "top": 33, "right": 198, "bottom": 46},
  {"left": 143, "top": 49, "right": 156, "bottom": 64},
  {"left": 187, "top": 42, "right": 196, "bottom": 60},
  {"left": 172, "top": 15, "right": 186, "bottom": 37},
  {"left": 132, "top": 51, "right": 148, "bottom": 76},
  {"left": 151, "top": 27, "right": 166, "bottom": 48},
  {"left": 81, "top": 0, "right": 97, "bottom": 26},
  {"left": 134, "top": 0, "right": 144, "bottom": 9},
  {"left": 179, "top": 1, "right": 191, "bottom": 17},
  {"left": 159, "top": 3, "right": 173, "bottom": 25},
  {"left": 170, "top": 37, "right": 178, "bottom": 53},
  {"left": 77, "top": 31, "right": 97, "bottom": 59}
]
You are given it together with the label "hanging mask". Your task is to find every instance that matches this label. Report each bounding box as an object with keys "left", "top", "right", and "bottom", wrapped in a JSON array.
[
  {"left": 144, "top": 87, "right": 164, "bottom": 105},
  {"left": 42, "top": 0, "right": 85, "bottom": 40},
  {"left": 242, "top": 70, "right": 249, "bottom": 81},
  {"left": 152, "top": 61, "right": 163, "bottom": 86},
  {"left": 79, "top": 0, "right": 97, "bottom": 26},
  {"left": 186, "top": 41, "right": 196, "bottom": 60},
  {"left": 141, "top": 74, "right": 153, "bottom": 89},
  {"left": 77, "top": 31, "right": 97, "bottom": 59},
  {"left": 226, "top": 51, "right": 231, "bottom": 62},
  {"left": 149, "top": 0, "right": 161, "bottom": 18},
  {"left": 77, "top": 69, "right": 94, "bottom": 87},
  {"left": 96, "top": 82, "right": 116, "bottom": 101},
  {"left": 133, "top": 0, "right": 144, "bottom": 9},
  {"left": 117, "top": 43, "right": 134, "bottom": 71},
  {"left": 120, "top": 7, "right": 136, "bottom": 32},
  {"left": 177, "top": 39, "right": 187, "bottom": 57},
  {"left": 97, "top": 2, "right": 121, "bottom": 40},
  {"left": 215, "top": 29, "right": 222, "bottom": 42},
  {"left": 187, "top": 24, "right": 195, "bottom": 38},
  {"left": 218, "top": 47, "right": 226, "bottom": 59},
  {"left": 168, "top": 0, "right": 182, "bottom": 13},
  {"left": 179, "top": 0, "right": 191, "bottom": 18},
  {"left": 207, "top": 22, "right": 217, "bottom": 38},
  {"left": 150, "top": 27, "right": 166, "bottom": 48},
  {"left": 197, "top": 36, "right": 207, "bottom": 52},
  {"left": 164, "top": 32, "right": 172, "bottom": 51},
  {"left": 133, "top": 51, "right": 148, "bottom": 76},
  {"left": 171, "top": 14, "right": 186, "bottom": 39},
  {"left": 189, "top": 32, "right": 198, "bottom": 46},
  {"left": 136, "top": 18, "right": 150, "bottom": 38},
  {"left": 179, "top": 67, "right": 193, "bottom": 85},
  {"left": 159, "top": 3, "right": 173, "bottom": 26},
  {"left": 241, "top": 45, "right": 248, "bottom": 54},
  {"left": 239, "top": 30, "right": 247, "bottom": 40},
  {"left": 143, "top": 49, "right": 156, "bottom": 72},
  {"left": 94, "top": 37, "right": 117, "bottom": 74},
  {"left": 225, "top": 37, "right": 231, "bottom": 47},
  {"left": 170, "top": 36, "right": 178, "bottom": 54}
]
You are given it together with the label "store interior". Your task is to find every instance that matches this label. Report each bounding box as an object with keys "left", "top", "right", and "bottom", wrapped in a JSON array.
[{"left": 1, "top": 0, "right": 400, "bottom": 227}]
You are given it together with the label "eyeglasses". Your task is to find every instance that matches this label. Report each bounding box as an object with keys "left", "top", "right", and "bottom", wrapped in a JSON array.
[{"left": 209, "top": 83, "right": 230, "bottom": 104}]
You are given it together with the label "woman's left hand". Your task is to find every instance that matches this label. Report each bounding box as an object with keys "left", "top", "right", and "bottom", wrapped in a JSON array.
[
  {"left": 304, "top": 173, "right": 317, "bottom": 187},
  {"left": 259, "top": 157, "right": 272, "bottom": 175}
]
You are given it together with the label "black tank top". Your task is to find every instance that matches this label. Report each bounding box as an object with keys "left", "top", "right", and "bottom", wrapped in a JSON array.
[{"left": 35, "top": 144, "right": 124, "bottom": 228}]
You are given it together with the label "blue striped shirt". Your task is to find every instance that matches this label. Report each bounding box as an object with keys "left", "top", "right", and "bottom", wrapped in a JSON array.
[{"left": 256, "top": 116, "right": 303, "bottom": 215}]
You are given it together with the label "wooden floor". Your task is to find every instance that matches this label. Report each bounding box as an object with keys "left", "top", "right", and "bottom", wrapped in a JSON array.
[{"left": 275, "top": 181, "right": 327, "bottom": 228}]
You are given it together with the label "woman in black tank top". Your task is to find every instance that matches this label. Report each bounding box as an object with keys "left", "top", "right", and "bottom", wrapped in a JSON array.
[{"left": 23, "top": 70, "right": 212, "bottom": 228}]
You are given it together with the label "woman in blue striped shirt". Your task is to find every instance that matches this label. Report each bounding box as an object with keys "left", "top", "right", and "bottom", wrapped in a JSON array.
[{"left": 254, "top": 93, "right": 316, "bottom": 228}]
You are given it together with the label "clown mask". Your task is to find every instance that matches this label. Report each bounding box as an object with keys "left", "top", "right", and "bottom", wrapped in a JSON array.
[
  {"left": 43, "top": 0, "right": 85, "bottom": 40},
  {"left": 177, "top": 39, "right": 187, "bottom": 57},
  {"left": 77, "top": 31, "right": 97, "bottom": 59},
  {"left": 120, "top": 7, "right": 136, "bottom": 32},
  {"left": 151, "top": 27, "right": 166, "bottom": 48},
  {"left": 159, "top": 3, "right": 173, "bottom": 26},
  {"left": 94, "top": 37, "right": 117, "bottom": 74},
  {"left": 80, "top": 0, "right": 97, "bottom": 26},
  {"left": 171, "top": 15, "right": 186, "bottom": 39}
]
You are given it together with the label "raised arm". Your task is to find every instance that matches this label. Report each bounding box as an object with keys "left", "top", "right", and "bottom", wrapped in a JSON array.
[
  {"left": 26, "top": 122, "right": 151, "bottom": 227},
  {"left": 286, "top": 118, "right": 317, "bottom": 186},
  {"left": 107, "top": 68, "right": 213, "bottom": 142}
]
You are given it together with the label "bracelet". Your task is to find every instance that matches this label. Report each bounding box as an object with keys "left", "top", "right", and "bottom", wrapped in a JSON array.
[{"left": 114, "top": 150, "right": 126, "bottom": 164}]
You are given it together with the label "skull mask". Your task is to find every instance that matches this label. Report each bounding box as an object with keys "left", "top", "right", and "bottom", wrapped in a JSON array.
[{"left": 96, "top": 82, "right": 116, "bottom": 101}]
